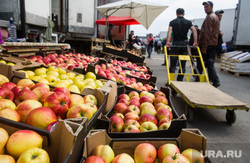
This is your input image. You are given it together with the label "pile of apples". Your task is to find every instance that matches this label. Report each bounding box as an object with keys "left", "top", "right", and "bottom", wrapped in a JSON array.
[
  {"left": 0, "top": 59, "right": 15, "bottom": 66},
  {"left": 127, "top": 49, "right": 141, "bottom": 57},
  {"left": 109, "top": 91, "right": 172, "bottom": 133},
  {"left": 95, "top": 64, "right": 154, "bottom": 91},
  {"left": 105, "top": 44, "right": 123, "bottom": 51},
  {"left": 111, "top": 60, "right": 148, "bottom": 73},
  {"left": 0, "top": 127, "right": 50, "bottom": 162},
  {"left": 29, "top": 53, "right": 99, "bottom": 71},
  {"left": 20, "top": 66, "right": 105, "bottom": 94},
  {"left": 0, "top": 74, "right": 98, "bottom": 130},
  {"left": 106, "top": 63, "right": 151, "bottom": 80},
  {"left": 85, "top": 143, "right": 205, "bottom": 163}
]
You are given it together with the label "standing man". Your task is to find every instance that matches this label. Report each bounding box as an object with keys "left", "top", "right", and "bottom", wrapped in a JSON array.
[
  {"left": 107, "top": 23, "right": 115, "bottom": 46},
  {"left": 215, "top": 9, "right": 224, "bottom": 59},
  {"left": 128, "top": 30, "right": 134, "bottom": 50},
  {"left": 147, "top": 33, "right": 154, "bottom": 58},
  {"left": 197, "top": 1, "right": 220, "bottom": 87},
  {"left": 166, "top": 8, "right": 198, "bottom": 82}
]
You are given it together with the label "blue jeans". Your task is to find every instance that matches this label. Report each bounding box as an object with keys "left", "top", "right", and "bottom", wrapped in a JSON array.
[{"left": 147, "top": 46, "right": 153, "bottom": 58}]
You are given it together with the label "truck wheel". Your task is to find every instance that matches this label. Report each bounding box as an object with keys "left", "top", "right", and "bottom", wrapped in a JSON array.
[{"left": 226, "top": 110, "right": 236, "bottom": 124}]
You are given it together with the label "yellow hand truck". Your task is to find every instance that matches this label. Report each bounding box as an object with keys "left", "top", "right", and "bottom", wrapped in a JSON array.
[{"left": 164, "top": 46, "right": 249, "bottom": 124}]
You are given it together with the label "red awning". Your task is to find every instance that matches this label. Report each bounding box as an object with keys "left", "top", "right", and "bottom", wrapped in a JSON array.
[{"left": 95, "top": 16, "right": 140, "bottom": 26}]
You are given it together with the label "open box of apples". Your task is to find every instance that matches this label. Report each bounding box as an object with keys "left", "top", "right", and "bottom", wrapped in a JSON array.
[
  {"left": 95, "top": 87, "right": 187, "bottom": 138},
  {"left": 82, "top": 129, "right": 209, "bottom": 163}
]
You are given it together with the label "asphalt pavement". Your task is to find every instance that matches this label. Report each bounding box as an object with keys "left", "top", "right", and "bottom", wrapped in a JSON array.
[{"left": 145, "top": 50, "right": 250, "bottom": 163}]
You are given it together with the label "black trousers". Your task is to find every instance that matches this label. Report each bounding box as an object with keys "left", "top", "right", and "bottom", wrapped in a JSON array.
[{"left": 196, "top": 45, "right": 220, "bottom": 84}]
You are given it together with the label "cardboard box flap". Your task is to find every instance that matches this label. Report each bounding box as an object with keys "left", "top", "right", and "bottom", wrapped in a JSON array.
[{"left": 177, "top": 129, "right": 206, "bottom": 155}]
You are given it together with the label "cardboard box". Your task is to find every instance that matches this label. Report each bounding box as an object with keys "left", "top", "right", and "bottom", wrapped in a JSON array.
[
  {"left": 0, "top": 117, "right": 88, "bottom": 163},
  {"left": 82, "top": 129, "right": 208, "bottom": 162},
  {"left": 95, "top": 87, "right": 187, "bottom": 138}
]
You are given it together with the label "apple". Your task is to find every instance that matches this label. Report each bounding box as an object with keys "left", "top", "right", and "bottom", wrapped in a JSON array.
[
  {"left": 17, "top": 147, "right": 50, "bottom": 163},
  {"left": 47, "top": 66, "right": 58, "bottom": 72},
  {"left": 11, "top": 86, "right": 30, "bottom": 98},
  {"left": 40, "top": 92, "right": 53, "bottom": 105},
  {"left": 156, "top": 109, "right": 173, "bottom": 121},
  {"left": 46, "top": 70, "right": 59, "bottom": 77},
  {"left": 157, "top": 105, "right": 172, "bottom": 112},
  {"left": 0, "top": 155, "right": 15, "bottom": 163},
  {"left": 92, "top": 145, "right": 115, "bottom": 163},
  {"left": 140, "top": 95, "right": 153, "bottom": 104},
  {"left": 130, "top": 96, "right": 140, "bottom": 101},
  {"left": 0, "top": 99, "right": 16, "bottom": 111},
  {"left": 67, "top": 104, "right": 93, "bottom": 120},
  {"left": 139, "top": 121, "right": 158, "bottom": 132},
  {"left": 128, "top": 99, "right": 140, "bottom": 108},
  {"left": 46, "top": 121, "right": 57, "bottom": 132},
  {"left": 53, "top": 87, "right": 70, "bottom": 96},
  {"left": 181, "top": 148, "right": 205, "bottom": 163},
  {"left": 124, "top": 112, "right": 139, "bottom": 122},
  {"left": 124, "top": 119, "right": 140, "bottom": 129},
  {"left": 118, "top": 99, "right": 129, "bottom": 105},
  {"left": 158, "top": 144, "right": 180, "bottom": 163},
  {"left": 68, "top": 85, "right": 80, "bottom": 94},
  {"left": 118, "top": 94, "right": 130, "bottom": 101},
  {"left": 126, "top": 105, "right": 140, "bottom": 115},
  {"left": 14, "top": 90, "right": 38, "bottom": 106},
  {"left": 109, "top": 115, "right": 124, "bottom": 132},
  {"left": 16, "top": 79, "right": 35, "bottom": 89},
  {"left": 34, "top": 68, "right": 47, "bottom": 76},
  {"left": 154, "top": 96, "right": 168, "bottom": 106},
  {"left": 114, "top": 103, "right": 128, "bottom": 115},
  {"left": 0, "top": 88, "right": 14, "bottom": 100},
  {"left": 31, "top": 83, "right": 50, "bottom": 90},
  {"left": 134, "top": 143, "right": 157, "bottom": 163},
  {"left": 154, "top": 91, "right": 166, "bottom": 98},
  {"left": 26, "top": 107, "right": 57, "bottom": 130},
  {"left": 0, "top": 74, "right": 9, "bottom": 86},
  {"left": 0, "top": 127, "right": 9, "bottom": 151},
  {"left": 128, "top": 91, "right": 139, "bottom": 99},
  {"left": 83, "top": 95, "right": 98, "bottom": 106},
  {"left": 45, "top": 75, "right": 58, "bottom": 85},
  {"left": 159, "top": 122, "right": 171, "bottom": 130},
  {"left": 124, "top": 125, "right": 140, "bottom": 133},
  {"left": 140, "top": 105, "right": 157, "bottom": 117},
  {"left": 44, "top": 92, "right": 71, "bottom": 118},
  {"left": 138, "top": 114, "right": 158, "bottom": 125},
  {"left": 112, "top": 113, "right": 124, "bottom": 120},
  {"left": 67, "top": 72, "right": 76, "bottom": 80},
  {"left": 162, "top": 153, "right": 189, "bottom": 163},
  {"left": 139, "top": 91, "right": 148, "bottom": 98},
  {"left": 139, "top": 102, "right": 154, "bottom": 111},
  {"left": 85, "top": 156, "right": 106, "bottom": 163},
  {"left": 159, "top": 118, "right": 171, "bottom": 126},
  {"left": 16, "top": 100, "right": 43, "bottom": 123},
  {"left": 32, "top": 87, "right": 50, "bottom": 101},
  {"left": 6, "top": 130, "right": 43, "bottom": 159},
  {"left": 1, "top": 82, "right": 16, "bottom": 91},
  {"left": 37, "top": 78, "right": 50, "bottom": 85},
  {"left": 0, "top": 108, "right": 21, "bottom": 122},
  {"left": 112, "top": 153, "right": 134, "bottom": 163},
  {"left": 68, "top": 94, "right": 84, "bottom": 107},
  {"left": 31, "top": 76, "right": 41, "bottom": 81},
  {"left": 86, "top": 72, "right": 96, "bottom": 80},
  {"left": 85, "top": 102, "right": 98, "bottom": 114}
]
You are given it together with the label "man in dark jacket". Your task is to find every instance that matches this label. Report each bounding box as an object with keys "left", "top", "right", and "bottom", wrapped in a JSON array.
[
  {"left": 196, "top": 1, "right": 220, "bottom": 87},
  {"left": 215, "top": 9, "right": 224, "bottom": 58}
]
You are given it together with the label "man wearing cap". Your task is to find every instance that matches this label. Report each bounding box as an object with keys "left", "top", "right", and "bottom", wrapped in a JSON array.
[
  {"left": 215, "top": 9, "right": 224, "bottom": 59},
  {"left": 107, "top": 23, "right": 115, "bottom": 46},
  {"left": 197, "top": 1, "right": 220, "bottom": 87}
]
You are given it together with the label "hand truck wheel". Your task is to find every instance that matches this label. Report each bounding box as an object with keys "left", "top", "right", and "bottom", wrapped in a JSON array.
[
  {"left": 185, "top": 104, "right": 194, "bottom": 122},
  {"left": 226, "top": 110, "right": 236, "bottom": 124}
]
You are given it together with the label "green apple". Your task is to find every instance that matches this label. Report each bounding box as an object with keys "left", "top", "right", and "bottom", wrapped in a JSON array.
[
  {"left": 86, "top": 72, "right": 96, "bottom": 80},
  {"left": 45, "top": 75, "right": 58, "bottom": 85},
  {"left": 46, "top": 71, "right": 59, "bottom": 77},
  {"left": 17, "top": 148, "right": 50, "bottom": 163},
  {"left": 34, "top": 68, "right": 46, "bottom": 76},
  {"left": 73, "top": 78, "right": 85, "bottom": 90}
]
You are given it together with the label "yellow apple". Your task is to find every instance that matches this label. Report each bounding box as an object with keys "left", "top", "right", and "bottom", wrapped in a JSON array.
[
  {"left": 0, "top": 60, "right": 6, "bottom": 64},
  {"left": 6, "top": 130, "right": 43, "bottom": 159},
  {"left": 37, "top": 79, "right": 50, "bottom": 85},
  {"left": 25, "top": 71, "right": 35, "bottom": 79},
  {"left": 0, "top": 127, "right": 9, "bottom": 151},
  {"left": 58, "top": 67, "right": 66, "bottom": 74},
  {"left": 73, "top": 78, "right": 85, "bottom": 90},
  {"left": 0, "top": 99, "right": 16, "bottom": 111},
  {"left": 67, "top": 72, "right": 76, "bottom": 79},
  {"left": 39, "top": 74, "right": 47, "bottom": 79},
  {"left": 0, "top": 155, "right": 15, "bottom": 163},
  {"left": 46, "top": 71, "right": 59, "bottom": 77},
  {"left": 86, "top": 72, "right": 96, "bottom": 80},
  {"left": 7, "top": 62, "right": 15, "bottom": 66},
  {"left": 16, "top": 79, "right": 35, "bottom": 89},
  {"left": 92, "top": 145, "right": 115, "bottom": 163},
  {"left": 95, "top": 80, "right": 104, "bottom": 89},
  {"left": 45, "top": 75, "right": 58, "bottom": 85},
  {"left": 67, "top": 79, "right": 73, "bottom": 85},
  {"left": 58, "top": 80, "right": 71, "bottom": 87},
  {"left": 47, "top": 66, "right": 58, "bottom": 72},
  {"left": 31, "top": 76, "right": 41, "bottom": 81},
  {"left": 59, "top": 74, "right": 70, "bottom": 80},
  {"left": 0, "top": 74, "right": 9, "bottom": 86},
  {"left": 34, "top": 68, "right": 46, "bottom": 76},
  {"left": 68, "top": 85, "right": 80, "bottom": 94},
  {"left": 17, "top": 148, "right": 50, "bottom": 163},
  {"left": 68, "top": 94, "right": 84, "bottom": 107},
  {"left": 76, "top": 74, "right": 85, "bottom": 81},
  {"left": 52, "top": 82, "right": 67, "bottom": 88}
]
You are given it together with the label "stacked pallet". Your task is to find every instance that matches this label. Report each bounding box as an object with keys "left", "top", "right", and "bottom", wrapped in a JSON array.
[{"left": 220, "top": 51, "right": 250, "bottom": 76}]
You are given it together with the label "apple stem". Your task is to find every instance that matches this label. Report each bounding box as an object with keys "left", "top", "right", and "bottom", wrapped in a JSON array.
[
  {"left": 173, "top": 153, "right": 177, "bottom": 160},
  {"left": 32, "top": 154, "right": 38, "bottom": 159}
]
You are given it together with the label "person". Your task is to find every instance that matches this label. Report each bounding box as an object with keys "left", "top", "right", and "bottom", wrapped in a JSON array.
[
  {"left": 157, "top": 39, "right": 162, "bottom": 54},
  {"left": 134, "top": 36, "right": 139, "bottom": 45},
  {"left": 215, "top": 9, "right": 224, "bottom": 58},
  {"left": 107, "top": 23, "right": 115, "bottom": 46},
  {"left": 166, "top": 8, "right": 198, "bottom": 82},
  {"left": 196, "top": 1, "right": 220, "bottom": 87},
  {"left": 147, "top": 33, "right": 154, "bottom": 58},
  {"left": 128, "top": 30, "right": 134, "bottom": 50}
]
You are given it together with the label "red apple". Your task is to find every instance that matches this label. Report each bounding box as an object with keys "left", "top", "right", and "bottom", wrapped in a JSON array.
[
  {"left": 32, "top": 87, "right": 50, "bottom": 101},
  {"left": 85, "top": 156, "right": 106, "bottom": 163},
  {"left": 124, "top": 125, "right": 140, "bottom": 133},
  {"left": 124, "top": 112, "right": 139, "bottom": 122},
  {"left": 140, "top": 95, "right": 154, "bottom": 104},
  {"left": 126, "top": 105, "right": 140, "bottom": 115},
  {"left": 156, "top": 109, "right": 173, "bottom": 121},
  {"left": 31, "top": 83, "right": 50, "bottom": 90},
  {"left": 53, "top": 87, "right": 70, "bottom": 97},
  {"left": 14, "top": 89, "right": 38, "bottom": 106},
  {"left": 158, "top": 144, "right": 180, "bottom": 163},
  {"left": 11, "top": 86, "right": 30, "bottom": 97},
  {"left": 68, "top": 94, "right": 84, "bottom": 107},
  {"left": 0, "top": 88, "right": 14, "bottom": 100},
  {"left": 1, "top": 82, "right": 16, "bottom": 91},
  {"left": 92, "top": 145, "right": 115, "bottom": 163},
  {"left": 44, "top": 92, "right": 71, "bottom": 118},
  {"left": 118, "top": 98, "right": 129, "bottom": 105},
  {"left": 66, "top": 103, "right": 93, "bottom": 121},
  {"left": 162, "top": 153, "right": 189, "bottom": 163},
  {"left": 113, "top": 113, "right": 124, "bottom": 120},
  {"left": 109, "top": 115, "right": 124, "bottom": 132},
  {"left": 0, "top": 108, "right": 21, "bottom": 122},
  {"left": 85, "top": 101, "right": 98, "bottom": 114},
  {"left": 155, "top": 103, "right": 167, "bottom": 111},
  {"left": 128, "top": 91, "right": 139, "bottom": 99},
  {"left": 154, "top": 91, "right": 166, "bottom": 98},
  {"left": 46, "top": 121, "right": 58, "bottom": 132},
  {"left": 112, "top": 153, "right": 135, "bottom": 163},
  {"left": 16, "top": 100, "right": 43, "bottom": 123},
  {"left": 138, "top": 113, "right": 158, "bottom": 125},
  {"left": 124, "top": 119, "right": 140, "bottom": 129},
  {"left": 130, "top": 96, "right": 140, "bottom": 101},
  {"left": 118, "top": 94, "right": 130, "bottom": 101},
  {"left": 159, "top": 118, "right": 171, "bottom": 126},
  {"left": 113, "top": 103, "right": 128, "bottom": 115},
  {"left": 157, "top": 105, "right": 172, "bottom": 112},
  {"left": 154, "top": 96, "right": 168, "bottom": 106},
  {"left": 134, "top": 143, "right": 157, "bottom": 163},
  {"left": 128, "top": 99, "right": 140, "bottom": 108},
  {"left": 0, "top": 99, "right": 16, "bottom": 111},
  {"left": 40, "top": 92, "right": 53, "bottom": 105},
  {"left": 26, "top": 107, "right": 57, "bottom": 129},
  {"left": 83, "top": 95, "right": 98, "bottom": 106},
  {"left": 16, "top": 79, "right": 35, "bottom": 89}
]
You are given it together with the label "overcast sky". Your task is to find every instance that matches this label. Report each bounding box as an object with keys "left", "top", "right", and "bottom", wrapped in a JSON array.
[{"left": 130, "top": 0, "right": 238, "bottom": 36}]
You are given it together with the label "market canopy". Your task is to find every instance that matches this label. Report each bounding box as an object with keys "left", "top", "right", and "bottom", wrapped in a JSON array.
[
  {"left": 96, "top": 16, "right": 140, "bottom": 26},
  {"left": 96, "top": 0, "right": 168, "bottom": 29}
]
